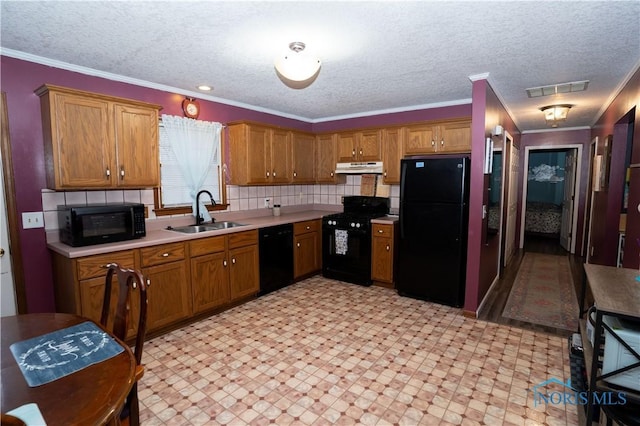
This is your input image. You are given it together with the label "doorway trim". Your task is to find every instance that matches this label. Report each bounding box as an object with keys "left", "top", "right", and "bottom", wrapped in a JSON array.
[
  {"left": 519, "top": 144, "right": 583, "bottom": 254},
  {"left": 0, "top": 92, "right": 27, "bottom": 313}
]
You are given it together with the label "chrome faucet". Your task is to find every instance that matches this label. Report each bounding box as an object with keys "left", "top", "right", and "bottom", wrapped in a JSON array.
[{"left": 195, "top": 190, "right": 216, "bottom": 225}]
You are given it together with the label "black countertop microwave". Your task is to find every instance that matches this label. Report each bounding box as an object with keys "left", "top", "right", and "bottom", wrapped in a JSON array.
[{"left": 58, "top": 203, "right": 146, "bottom": 247}]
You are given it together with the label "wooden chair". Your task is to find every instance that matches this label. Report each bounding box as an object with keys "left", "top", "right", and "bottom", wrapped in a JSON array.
[
  {"left": 0, "top": 414, "right": 26, "bottom": 426},
  {"left": 101, "top": 263, "right": 148, "bottom": 426}
]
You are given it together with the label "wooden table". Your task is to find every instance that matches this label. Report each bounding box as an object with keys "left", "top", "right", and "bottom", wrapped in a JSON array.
[
  {"left": 1, "top": 313, "right": 135, "bottom": 425},
  {"left": 581, "top": 264, "right": 640, "bottom": 425}
]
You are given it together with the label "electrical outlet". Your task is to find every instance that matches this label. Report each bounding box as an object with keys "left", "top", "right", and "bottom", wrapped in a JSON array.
[
  {"left": 264, "top": 198, "right": 271, "bottom": 208},
  {"left": 22, "top": 211, "right": 44, "bottom": 229}
]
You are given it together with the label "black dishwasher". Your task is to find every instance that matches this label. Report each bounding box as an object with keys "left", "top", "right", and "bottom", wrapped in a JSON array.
[{"left": 259, "top": 224, "right": 294, "bottom": 296}]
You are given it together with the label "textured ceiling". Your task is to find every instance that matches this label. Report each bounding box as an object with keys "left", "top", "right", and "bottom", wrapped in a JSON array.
[{"left": 1, "top": 1, "right": 639, "bottom": 131}]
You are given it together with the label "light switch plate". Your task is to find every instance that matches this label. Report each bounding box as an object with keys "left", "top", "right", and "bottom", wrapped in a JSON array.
[{"left": 22, "top": 211, "right": 44, "bottom": 229}]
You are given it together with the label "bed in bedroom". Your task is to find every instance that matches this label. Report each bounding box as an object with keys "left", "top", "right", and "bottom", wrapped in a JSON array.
[{"left": 525, "top": 201, "right": 562, "bottom": 236}]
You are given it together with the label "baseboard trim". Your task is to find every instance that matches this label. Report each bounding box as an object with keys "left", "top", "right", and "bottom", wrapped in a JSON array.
[{"left": 462, "top": 310, "right": 477, "bottom": 319}]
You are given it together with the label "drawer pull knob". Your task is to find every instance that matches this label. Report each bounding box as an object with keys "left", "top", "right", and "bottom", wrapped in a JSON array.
[
  {"left": 386, "top": 245, "right": 390, "bottom": 251},
  {"left": 297, "top": 242, "right": 301, "bottom": 248},
  {"left": 223, "top": 260, "right": 227, "bottom": 267},
  {"left": 161, "top": 253, "right": 170, "bottom": 257},
  {"left": 306, "top": 226, "right": 310, "bottom": 230},
  {"left": 378, "top": 229, "right": 384, "bottom": 233}
]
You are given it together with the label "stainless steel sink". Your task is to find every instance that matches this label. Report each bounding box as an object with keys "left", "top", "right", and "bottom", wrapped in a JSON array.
[
  {"left": 168, "top": 221, "right": 246, "bottom": 234},
  {"left": 208, "top": 221, "right": 246, "bottom": 229}
]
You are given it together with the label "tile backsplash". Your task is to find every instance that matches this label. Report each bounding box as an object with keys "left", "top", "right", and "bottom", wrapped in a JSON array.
[{"left": 41, "top": 175, "right": 400, "bottom": 231}]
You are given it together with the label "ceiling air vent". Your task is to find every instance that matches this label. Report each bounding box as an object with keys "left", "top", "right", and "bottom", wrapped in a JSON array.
[{"left": 525, "top": 80, "right": 589, "bottom": 98}]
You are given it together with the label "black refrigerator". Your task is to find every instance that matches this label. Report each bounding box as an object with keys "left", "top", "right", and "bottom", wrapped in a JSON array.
[{"left": 396, "top": 156, "right": 470, "bottom": 307}]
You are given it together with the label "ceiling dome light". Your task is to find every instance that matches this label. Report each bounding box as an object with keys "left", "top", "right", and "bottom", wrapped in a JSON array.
[
  {"left": 274, "top": 42, "right": 321, "bottom": 89},
  {"left": 540, "top": 104, "right": 573, "bottom": 128}
]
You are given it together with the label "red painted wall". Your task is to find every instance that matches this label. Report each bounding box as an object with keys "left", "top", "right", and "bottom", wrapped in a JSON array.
[
  {"left": 0, "top": 56, "right": 312, "bottom": 312},
  {"left": 311, "top": 104, "right": 472, "bottom": 132},
  {"left": 464, "top": 79, "right": 522, "bottom": 314},
  {"left": 590, "top": 68, "right": 640, "bottom": 269}
]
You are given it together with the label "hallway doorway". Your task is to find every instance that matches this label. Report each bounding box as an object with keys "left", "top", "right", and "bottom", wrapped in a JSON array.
[{"left": 520, "top": 144, "right": 582, "bottom": 254}]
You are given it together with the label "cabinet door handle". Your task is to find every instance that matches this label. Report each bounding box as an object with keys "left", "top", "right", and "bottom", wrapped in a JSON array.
[
  {"left": 359, "top": 149, "right": 363, "bottom": 156},
  {"left": 386, "top": 245, "right": 390, "bottom": 251},
  {"left": 352, "top": 149, "right": 356, "bottom": 157},
  {"left": 273, "top": 171, "right": 277, "bottom": 177},
  {"left": 431, "top": 140, "right": 435, "bottom": 147},
  {"left": 146, "top": 279, "right": 151, "bottom": 287},
  {"left": 105, "top": 168, "right": 111, "bottom": 178},
  {"left": 306, "top": 226, "right": 310, "bottom": 230},
  {"left": 120, "top": 167, "right": 125, "bottom": 178},
  {"left": 223, "top": 259, "right": 227, "bottom": 267},
  {"left": 297, "top": 242, "right": 301, "bottom": 248},
  {"left": 266, "top": 171, "right": 270, "bottom": 177},
  {"left": 232, "top": 258, "right": 236, "bottom": 264},
  {"left": 384, "top": 170, "right": 387, "bottom": 177},
  {"left": 293, "top": 171, "right": 297, "bottom": 177},
  {"left": 441, "top": 139, "right": 444, "bottom": 146}
]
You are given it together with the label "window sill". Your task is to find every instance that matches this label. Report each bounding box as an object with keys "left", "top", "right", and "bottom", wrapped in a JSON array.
[{"left": 153, "top": 204, "right": 229, "bottom": 217}]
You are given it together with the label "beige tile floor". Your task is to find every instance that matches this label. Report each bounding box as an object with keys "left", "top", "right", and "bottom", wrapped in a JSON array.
[{"left": 138, "top": 276, "right": 580, "bottom": 425}]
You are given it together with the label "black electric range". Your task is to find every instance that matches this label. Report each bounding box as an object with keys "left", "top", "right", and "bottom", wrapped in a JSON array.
[{"left": 322, "top": 196, "right": 390, "bottom": 285}]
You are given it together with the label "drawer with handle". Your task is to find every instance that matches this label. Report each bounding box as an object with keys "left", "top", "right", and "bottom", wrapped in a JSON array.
[
  {"left": 76, "top": 251, "right": 135, "bottom": 280},
  {"left": 372, "top": 223, "right": 393, "bottom": 237},
  {"left": 140, "top": 242, "right": 186, "bottom": 267},
  {"left": 294, "top": 220, "right": 319, "bottom": 235}
]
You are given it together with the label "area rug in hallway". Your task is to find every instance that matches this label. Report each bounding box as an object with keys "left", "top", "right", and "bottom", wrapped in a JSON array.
[{"left": 502, "top": 252, "right": 579, "bottom": 331}]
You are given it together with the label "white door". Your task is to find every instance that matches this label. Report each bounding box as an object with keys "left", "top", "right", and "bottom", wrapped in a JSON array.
[
  {"left": 0, "top": 146, "right": 17, "bottom": 316},
  {"left": 504, "top": 134, "right": 518, "bottom": 267},
  {"left": 560, "top": 150, "right": 577, "bottom": 251}
]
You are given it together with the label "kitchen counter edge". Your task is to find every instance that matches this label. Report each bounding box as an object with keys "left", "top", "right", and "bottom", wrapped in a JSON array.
[{"left": 48, "top": 210, "right": 333, "bottom": 259}]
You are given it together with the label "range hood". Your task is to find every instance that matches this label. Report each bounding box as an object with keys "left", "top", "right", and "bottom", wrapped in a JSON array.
[{"left": 335, "top": 161, "right": 383, "bottom": 174}]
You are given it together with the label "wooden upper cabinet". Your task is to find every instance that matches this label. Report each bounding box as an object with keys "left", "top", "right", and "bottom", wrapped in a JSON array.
[
  {"left": 358, "top": 130, "right": 382, "bottom": 161},
  {"left": 270, "top": 128, "right": 291, "bottom": 184},
  {"left": 291, "top": 132, "right": 316, "bottom": 183},
  {"left": 113, "top": 104, "right": 160, "bottom": 187},
  {"left": 36, "top": 84, "right": 161, "bottom": 190},
  {"left": 336, "top": 130, "right": 381, "bottom": 162},
  {"left": 337, "top": 132, "right": 358, "bottom": 162},
  {"left": 405, "top": 124, "right": 438, "bottom": 155},
  {"left": 40, "top": 90, "right": 113, "bottom": 188},
  {"left": 381, "top": 127, "right": 404, "bottom": 184},
  {"left": 404, "top": 119, "right": 471, "bottom": 155},
  {"left": 316, "top": 133, "right": 343, "bottom": 183},
  {"left": 228, "top": 122, "right": 291, "bottom": 185},
  {"left": 438, "top": 119, "right": 471, "bottom": 153}
]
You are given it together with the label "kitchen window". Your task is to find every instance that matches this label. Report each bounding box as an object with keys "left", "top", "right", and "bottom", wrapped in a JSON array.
[{"left": 153, "top": 116, "right": 227, "bottom": 217}]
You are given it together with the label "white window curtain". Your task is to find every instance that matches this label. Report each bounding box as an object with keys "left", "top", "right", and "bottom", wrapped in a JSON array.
[{"left": 160, "top": 114, "right": 222, "bottom": 223}]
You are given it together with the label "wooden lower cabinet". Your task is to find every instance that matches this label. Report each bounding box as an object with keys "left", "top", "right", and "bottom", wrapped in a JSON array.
[
  {"left": 189, "top": 230, "right": 259, "bottom": 312},
  {"left": 229, "top": 243, "right": 259, "bottom": 300},
  {"left": 294, "top": 220, "right": 321, "bottom": 279},
  {"left": 190, "top": 236, "right": 229, "bottom": 313},
  {"left": 371, "top": 222, "right": 397, "bottom": 287},
  {"left": 51, "top": 250, "right": 139, "bottom": 340},
  {"left": 228, "top": 230, "right": 259, "bottom": 301},
  {"left": 140, "top": 242, "right": 191, "bottom": 332},
  {"left": 50, "top": 228, "right": 262, "bottom": 339}
]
